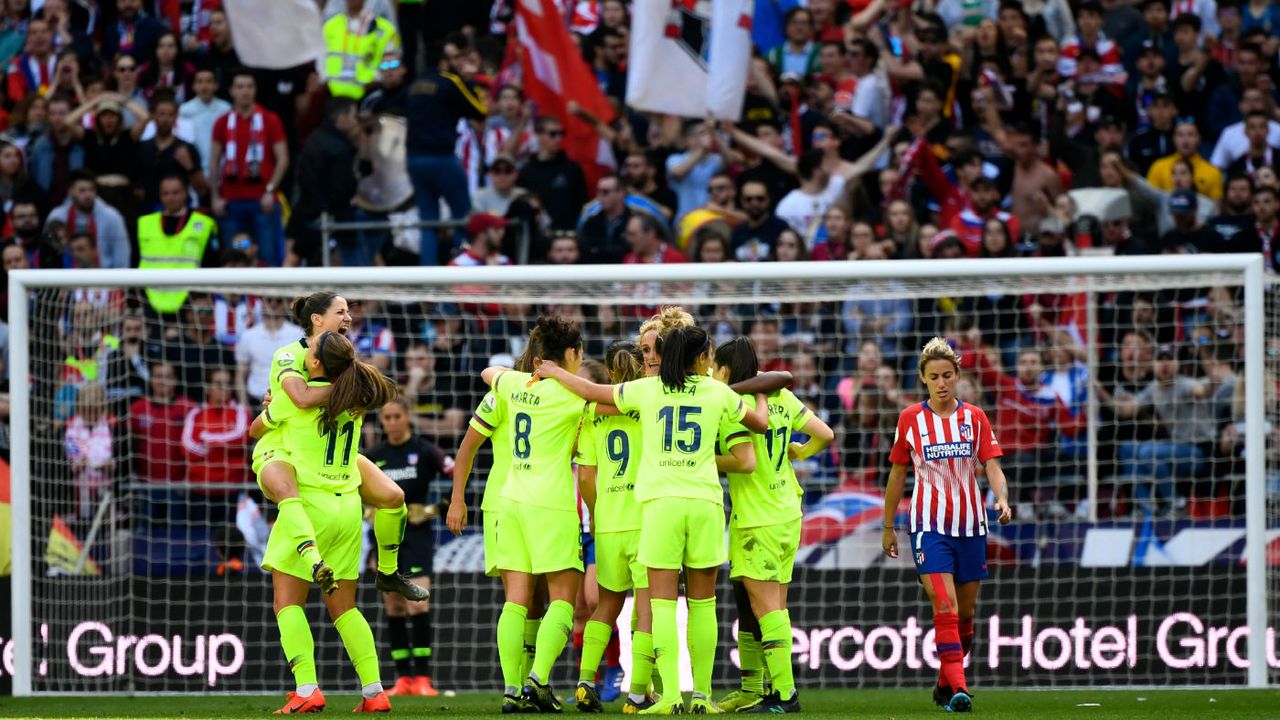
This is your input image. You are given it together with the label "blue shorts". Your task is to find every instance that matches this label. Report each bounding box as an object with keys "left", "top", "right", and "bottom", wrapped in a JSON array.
[
  {"left": 911, "top": 531, "right": 988, "bottom": 584},
  {"left": 582, "top": 531, "right": 596, "bottom": 566}
]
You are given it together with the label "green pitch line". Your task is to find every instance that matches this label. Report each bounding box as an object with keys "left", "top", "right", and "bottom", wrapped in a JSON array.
[{"left": 1, "top": 689, "right": 1279, "bottom": 719}]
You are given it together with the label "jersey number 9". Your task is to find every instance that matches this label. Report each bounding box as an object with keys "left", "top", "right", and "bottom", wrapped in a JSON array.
[
  {"left": 324, "top": 420, "right": 356, "bottom": 467},
  {"left": 658, "top": 405, "right": 702, "bottom": 454},
  {"left": 606, "top": 429, "right": 629, "bottom": 478},
  {"left": 514, "top": 412, "right": 533, "bottom": 459}
]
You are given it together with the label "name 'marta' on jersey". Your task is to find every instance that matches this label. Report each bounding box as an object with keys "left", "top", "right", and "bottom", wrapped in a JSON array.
[
  {"left": 612, "top": 374, "right": 747, "bottom": 506},
  {"left": 493, "top": 370, "right": 586, "bottom": 513},
  {"left": 575, "top": 402, "right": 643, "bottom": 534},
  {"left": 261, "top": 379, "right": 364, "bottom": 494},
  {"left": 889, "top": 400, "right": 1001, "bottom": 538},
  {"left": 724, "top": 389, "right": 810, "bottom": 529}
]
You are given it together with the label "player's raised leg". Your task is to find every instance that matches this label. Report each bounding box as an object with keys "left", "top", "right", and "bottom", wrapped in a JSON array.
[{"left": 358, "top": 455, "right": 429, "bottom": 601}]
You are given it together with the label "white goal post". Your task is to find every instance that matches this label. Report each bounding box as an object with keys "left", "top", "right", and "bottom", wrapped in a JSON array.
[{"left": 6, "top": 255, "right": 1271, "bottom": 694}]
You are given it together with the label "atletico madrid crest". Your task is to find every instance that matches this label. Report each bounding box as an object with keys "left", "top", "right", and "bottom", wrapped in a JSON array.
[
  {"left": 959, "top": 423, "right": 973, "bottom": 442},
  {"left": 915, "top": 549, "right": 926, "bottom": 565}
]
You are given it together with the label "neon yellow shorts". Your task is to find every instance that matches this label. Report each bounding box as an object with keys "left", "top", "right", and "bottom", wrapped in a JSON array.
[
  {"left": 595, "top": 529, "right": 647, "bottom": 592},
  {"left": 482, "top": 500, "right": 508, "bottom": 577},
  {"left": 637, "top": 497, "right": 726, "bottom": 570},
  {"left": 503, "top": 502, "right": 584, "bottom": 575},
  {"left": 261, "top": 487, "right": 362, "bottom": 581},
  {"left": 729, "top": 518, "right": 802, "bottom": 584},
  {"left": 252, "top": 443, "right": 293, "bottom": 485}
]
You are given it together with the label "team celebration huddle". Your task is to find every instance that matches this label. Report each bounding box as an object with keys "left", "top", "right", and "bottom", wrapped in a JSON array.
[{"left": 248, "top": 294, "right": 1011, "bottom": 715}]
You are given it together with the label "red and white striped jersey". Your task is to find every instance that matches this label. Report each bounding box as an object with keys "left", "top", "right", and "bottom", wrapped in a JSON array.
[{"left": 889, "top": 401, "right": 1002, "bottom": 538}]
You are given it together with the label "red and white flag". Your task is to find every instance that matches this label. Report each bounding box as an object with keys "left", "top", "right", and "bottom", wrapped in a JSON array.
[
  {"left": 516, "top": 0, "right": 617, "bottom": 186},
  {"left": 627, "top": 0, "right": 754, "bottom": 120}
]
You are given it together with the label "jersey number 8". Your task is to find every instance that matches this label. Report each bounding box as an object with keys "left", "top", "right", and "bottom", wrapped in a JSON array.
[{"left": 514, "top": 412, "right": 533, "bottom": 459}]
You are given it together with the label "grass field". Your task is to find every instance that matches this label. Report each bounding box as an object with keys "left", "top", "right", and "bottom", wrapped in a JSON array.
[{"left": 1, "top": 689, "right": 1278, "bottom": 719}]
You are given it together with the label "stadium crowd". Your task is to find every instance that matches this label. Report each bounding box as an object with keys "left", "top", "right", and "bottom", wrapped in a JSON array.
[{"left": 0, "top": 0, "right": 1272, "bottom": 574}]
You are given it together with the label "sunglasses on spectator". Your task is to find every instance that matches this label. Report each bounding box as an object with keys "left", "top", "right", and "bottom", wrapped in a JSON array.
[
  {"left": 116, "top": 64, "right": 137, "bottom": 72},
  {"left": 490, "top": 164, "right": 515, "bottom": 174},
  {"left": 543, "top": 129, "right": 565, "bottom": 138},
  {"left": 812, "top": 131, "right": 832, "bottom": 141}
]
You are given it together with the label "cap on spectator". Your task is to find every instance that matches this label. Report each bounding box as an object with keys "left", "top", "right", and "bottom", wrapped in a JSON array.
[
  {"left": 1156, "top": 344, "right": 1177, "bottom": 360},
  {"left": 97, "top": 99, "right": 123, "bottom": 116},
  {"left": 1098, "top": 115, "right": 1125, "bottom": 131},
  {"left": 488, "top": 153, "right": 517, "bottom": 171},
  {"left": 466, "top": 212, "right": 509, "bottom": 236},
  {"left": 1149, "top": 89, "right": 1173, "bottom": 104},
  {"left": 970, "top": 175, "right": 996, "bottom": 190},
  {"left": 1139, "top": 39, "right": 1162, "bottom": 56},
  {"left": 1039, "top": 217, "right": 1067, "bottom": 235},
  {"left": 1078, "top": 0, "right": 1104, "bottom": 15},
  {"left": 1169, "top": 189, "right": 1196, "bottom": 215},
  {"left": 930, "top": 229, "right": 964, "bottom": 253}
]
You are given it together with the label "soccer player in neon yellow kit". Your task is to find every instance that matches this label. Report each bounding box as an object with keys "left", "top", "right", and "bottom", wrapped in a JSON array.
[
  {"left": 459, "top": 317, "right": 590, "bottom": 712},
  {"left": 712, "top": 337, "right": 833, "bottom": 714},
  {"left": 537, "top": 325, "right": 769, "bottom": 714},
  {"left": 572, "top": 341, "right": 648, "bottom": 713},
  {"left": 249, "top": 331, "right": 399, "bottom": 713},
  {"left": 447, "top": 337, "right": 549, "bottom": 698},
  {"left": 257, "top": 291, "right": 425, "bottom": 601}
]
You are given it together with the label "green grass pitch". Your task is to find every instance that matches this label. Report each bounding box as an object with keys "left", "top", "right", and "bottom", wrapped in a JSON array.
[{"left": 0, "top": 689, "right": 1278, "bottom": 719}]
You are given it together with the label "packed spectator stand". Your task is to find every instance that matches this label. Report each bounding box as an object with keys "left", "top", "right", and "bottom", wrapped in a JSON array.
[{"left": 0, "top": 0, "right": 1270, "bottom": 574}]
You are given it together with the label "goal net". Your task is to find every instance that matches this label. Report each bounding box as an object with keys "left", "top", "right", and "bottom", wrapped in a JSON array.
[{"left": 5, "top": 257, "right": 1274, "bottom": 695}]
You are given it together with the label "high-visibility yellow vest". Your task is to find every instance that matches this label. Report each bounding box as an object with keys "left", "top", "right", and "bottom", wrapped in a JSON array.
[
  {"left": 322, "top": 12, "right": 400, "bottom": 99},
  {"left": 137, "top": 211, "right": 215, "bottom": 314}
]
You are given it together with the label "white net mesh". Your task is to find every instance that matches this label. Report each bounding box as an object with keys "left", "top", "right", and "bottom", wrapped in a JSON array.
[{"left": 8, "top": 260, "right": 1276, "bottom": 693}]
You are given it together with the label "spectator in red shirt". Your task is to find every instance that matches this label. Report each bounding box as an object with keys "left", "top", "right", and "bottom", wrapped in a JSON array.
[
  {"left": 970, "top": 346, "right": 1083, "bottom": 518},
  {"left": 6, "top": 18, "right": 56, "bottom": 106},
  {"left": 622, "top": 214, "right": 688, "bottom": 265},
  {"left": 181, "top": 365, "right": 247, "bottom": 567},
  {"left": 129, "top": 360, "right": 195, "bottom": 524},
  {"left": 209, "top": 68, "right": 288, "bottom": 266},
  {"left": 900, "top": 141, "right": 985, "bottom": 238}
]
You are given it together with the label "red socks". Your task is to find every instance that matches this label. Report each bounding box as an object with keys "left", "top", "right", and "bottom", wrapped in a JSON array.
[
  {"left": 604, "top": 627, "right": 621, "bottom": 668},
  {"left": 960, "top": 618, "right": 974, "bottom": 659},
  {"left": 934, "top": 612, "right": 967, "bottom": 692}
]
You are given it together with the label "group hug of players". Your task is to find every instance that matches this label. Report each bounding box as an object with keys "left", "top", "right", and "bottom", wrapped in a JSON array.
[{"left": 246, "top": 292, "right": 1012, "bottom": 715}]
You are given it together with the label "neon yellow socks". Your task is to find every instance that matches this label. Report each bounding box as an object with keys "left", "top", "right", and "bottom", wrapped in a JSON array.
[
  {"left": 277, "top": 498, "right": 323, "bottom": 569},
  {"left": 530, "top": 600, "right": 574, "bottom": 683},
  {"left": 498, "top": 602, "right": 528, "bottom": 694},
  {"left": 686, "top": 597, "right": 718, "bottom": 699},
  {"left": 372, "top": 505, "right": 407, "bottom": 575},
  {"left": 578, "top": 620, "right": 613, "bottom": 684},
  {"left": 334, "top": 608, "right": 381, "bottom": 689},
  {"left": 276, "top": 605, "right": 316, "bottom": 690},
  {"left": 759, "top": 610, "right": 795, "bottom": 700}
]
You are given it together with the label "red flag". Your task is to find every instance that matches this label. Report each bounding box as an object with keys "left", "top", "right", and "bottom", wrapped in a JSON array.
[{"left": 516, "top": 0, "right": 617, "bottom": 187}]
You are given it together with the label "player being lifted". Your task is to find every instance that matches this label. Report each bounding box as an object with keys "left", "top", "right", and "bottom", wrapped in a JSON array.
[
  {"left": 712, "top": 337, "right": 833, "bottom": 714},
  {"left": 250, "top": 331, "right": 399, "bottom": 713},
  {"left": 257, "top": 291, "right": 426, "bottom": 601},
  {"left": 536, "top": 325, "right": 769, "bottom": 714},
  {"left": 882, "top": 338, "right": 1012, "bottom": 714},
  {"left": 447, "top": 334, "right": 549, "bottom": 703},
  {"left": 474, "top": 316, "right": 591, "bottom": 713}
]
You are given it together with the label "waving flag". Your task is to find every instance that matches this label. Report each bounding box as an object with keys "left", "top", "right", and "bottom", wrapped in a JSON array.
[
  {"left": 223, "top": 0, "right": 325, "bottom": 70},
  {"left": 516, "top": 0, "right": 617, "bottom": 186},
  {"left": 627, "top": 0, "right": 754, "bottom": 119}
]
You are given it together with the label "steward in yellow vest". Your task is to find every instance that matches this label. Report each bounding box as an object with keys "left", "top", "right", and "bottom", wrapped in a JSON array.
[
  {"left": 138, "top": 175, "right": 217, "bottom": 314},
  {"left": 323, "top": 1, "right": 401, "bottom": 99}
]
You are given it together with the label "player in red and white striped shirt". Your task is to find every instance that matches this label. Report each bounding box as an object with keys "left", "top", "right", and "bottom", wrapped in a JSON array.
[{"left": 883, "top": 338, "right": 1011, "bottom": 714}]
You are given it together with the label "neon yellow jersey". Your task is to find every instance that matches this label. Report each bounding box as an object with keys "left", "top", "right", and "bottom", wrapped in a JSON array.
[
  {"left": 261, "top": 380, "right": 362, "bottom": 493},
  {"left": 575, "top": 402, "right": 643, "bottom": 533},
  {"left": 724, "top": 389, "right": 810, "bottom": 528},
  {"left": 612, "top": 375, "right": 747, "bottom": 506},
  {"left": 494, "top": 371, "right": 586, "bottom": 513},
  {"left": 255, "top": 338, "right": 310, "bottom": 458},
  {"left": 469, "top": 391, "right": 511, "bottom": 512}
]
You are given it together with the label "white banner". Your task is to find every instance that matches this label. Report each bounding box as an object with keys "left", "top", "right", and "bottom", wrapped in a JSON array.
[
  {"left": 626, "top": 0, "right": 753, "bottom": 120},
  {"left": 223, "top": 0, "right": 326, "bottom": 70}
]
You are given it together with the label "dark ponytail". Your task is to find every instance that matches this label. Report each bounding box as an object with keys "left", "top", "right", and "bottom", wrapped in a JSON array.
[
  {"left": 714, "top": 336, "right": 759, "bottom": 385},
  {"left": 291, "top": 291, "right": 341, "bottom": 335},
  {"left": 605, "top": 340, "right": 644, "bottom": 383},
  {"left": 658, "top": 326, "right": 710, "bottom": 391},
  {"left": 314, "top": 331, "right": 397, "bottom": 433},
  {"left": 533, "top": 314, "right": 583, "bottom": 364}
]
